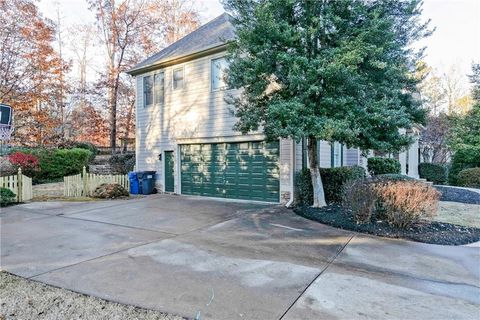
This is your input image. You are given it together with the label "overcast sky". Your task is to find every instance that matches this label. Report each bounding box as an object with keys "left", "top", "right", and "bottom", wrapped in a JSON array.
[{"left": 38, "top": 0, "right": 479, "bottom": 86}]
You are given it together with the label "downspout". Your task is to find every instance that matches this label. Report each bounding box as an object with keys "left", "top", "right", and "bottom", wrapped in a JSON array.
[{"left": 286, "top": 140, "right": 295, "bottom": 208}]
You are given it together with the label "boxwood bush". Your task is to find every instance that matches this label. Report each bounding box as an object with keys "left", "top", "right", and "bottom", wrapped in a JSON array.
[
  {"left": 457, "top": 167, "right": 480, "bottom": 188},
  {"left": 295, "top": 166, "right": 366, "bottom": 205},
  {"left": 418, "top": 163, "right": 448, "bottom": 184},
  {"left": 367, "top": 157, "right": 401, "bottom": 176},
  {"left": 58, "top": 141, "right": 98, "bottom": 162},
  {"left": 0, "top": 187, "right": 16, "bottom": 206},
  {"left": 449, "top": 146, "right": 480, "bottom": 185}
]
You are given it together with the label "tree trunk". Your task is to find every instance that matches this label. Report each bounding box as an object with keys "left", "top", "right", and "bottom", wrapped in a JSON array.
[
  {"left": 307, "top": 137, "right": 327, "bottom": 207},
  {"left": 109, "top": 83, "right": 117, "bottom": 155}
]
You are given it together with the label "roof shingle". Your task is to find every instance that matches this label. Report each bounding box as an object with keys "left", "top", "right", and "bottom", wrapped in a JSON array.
[{"left": 129, "top": 12, "right": 235, "bottom": 74}]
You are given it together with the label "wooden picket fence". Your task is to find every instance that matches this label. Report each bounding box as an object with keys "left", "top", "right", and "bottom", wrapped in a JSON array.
[
  {"left": 64, "top": 166, "right": 129, "bottom": 197},
  {"left": 0, "top": 168, "right": 33, "bottom": 202}
]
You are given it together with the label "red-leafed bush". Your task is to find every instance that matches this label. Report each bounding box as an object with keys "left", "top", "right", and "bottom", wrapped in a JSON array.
[{"left": 8, "top": 152, "right": 39, "bottom": 177}]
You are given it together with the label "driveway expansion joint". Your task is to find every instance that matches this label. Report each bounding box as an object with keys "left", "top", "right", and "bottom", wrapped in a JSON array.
[
  {"left": 28, "top": 236, "right": 174, "bottom": 280},
  {"left": 277, "top": 233, "right": 356, "bottom": 320}
]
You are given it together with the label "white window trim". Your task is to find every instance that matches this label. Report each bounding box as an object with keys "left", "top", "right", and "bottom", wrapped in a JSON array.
[{"left": 172, "top": 66, "right": 185, "bottom": 91}]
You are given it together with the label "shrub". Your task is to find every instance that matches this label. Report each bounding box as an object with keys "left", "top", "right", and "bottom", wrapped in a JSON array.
[
  {"left": 0, "top": 187, "right": 16, "bottom": 206},
  {"left": 418, "top": 163, "right": 448, "bottom": 184},
  {"left": 58, "top": 141, "right": 98, "bottom": 162},
  {"left": 29, "top": 148, "right": 92, "bottom": 182},
  {"left": 295, "top": 166, "right": 366, "bottom": 205},
  {"left": 457, "top": 167, "right": 480, "bottom": 188},
  {"left": 343, "top": 179, "right": 377, "bottom": 224},
  {"left": 367, "top": 157, "right": 401, "bottom": 176},
  {"left": 7, "top": 152, "right": 39, "bottom": 177},
  {"left": 373, "top": 174, "right": 415, "bottom": 182},
  {"left": 295, "top": 169, "right": 314, "bottom": 205},
  {"left": 374, "top": 180, "right": 440, "bottom": 228},
  {"left": 92, "top": 183, "right": 129, "bottom": 199},
  {"left": 109, "top": 154, "right": 135, "bottom": 174},
  {"left": 449, "top": 146, "right": 480, "bottom": 185}
]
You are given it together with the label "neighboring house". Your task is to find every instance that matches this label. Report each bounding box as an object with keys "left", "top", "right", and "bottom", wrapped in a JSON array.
[{"left": 127, "top": 13, "right": 420, "bottom": 204}]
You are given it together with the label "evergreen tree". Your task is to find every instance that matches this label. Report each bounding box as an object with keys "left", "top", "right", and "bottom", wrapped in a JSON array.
[
  {"left": 449, "top": 63, "right": 480, "bottom": 149},
  {"left": 223, "top": 0, "right": 431, "bottom": 206}
]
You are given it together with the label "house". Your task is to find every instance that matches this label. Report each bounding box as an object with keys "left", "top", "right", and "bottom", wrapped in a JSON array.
[{"left": 127, "top": 13, "right": 420, "bottom": 204}]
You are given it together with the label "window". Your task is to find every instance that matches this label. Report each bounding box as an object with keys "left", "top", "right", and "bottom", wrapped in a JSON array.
[
  {"left": 154, "top": 72, "right": 165, "bottom": 104},
  {"left": 143, "top": 75, "right": 153, "bottom": 107},
  {"left": 211, "top": 57, "right": 229, "bottom": 90},
  {"left": 172, "top": 68, "right": 184, "bottom": 90}
]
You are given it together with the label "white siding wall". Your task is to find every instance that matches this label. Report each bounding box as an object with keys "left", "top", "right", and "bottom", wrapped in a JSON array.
[
  {"left": 319, "top": 141, "right": 331, "bottom": 168},
  {"left": 345, "top": 148, "right": 360, "bottom": 166},
  {"left": 135, "top": 51, "right": 293, "bottom": 201}
]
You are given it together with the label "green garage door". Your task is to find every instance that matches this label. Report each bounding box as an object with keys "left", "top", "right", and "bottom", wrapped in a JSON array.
[{"left": 180, "top": 141, "right": 279, "bottom": 202}]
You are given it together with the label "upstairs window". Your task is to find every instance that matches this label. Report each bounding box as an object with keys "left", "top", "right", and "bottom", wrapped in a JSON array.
[
  {"left": 154, "top": 72, "right": 165, "bottom": 104},
  {"left": 173, "top": 68, "right": 184, "bottom": 90},
  {"left": 211, "top": 57, "right": 229, "bottom": 90},
  {"left": 143, "top": 75, "right": 153, "bottom": 107}
]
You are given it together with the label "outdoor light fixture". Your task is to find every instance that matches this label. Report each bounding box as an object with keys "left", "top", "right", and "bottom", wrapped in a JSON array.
[{"left": 158, "top": 154, "right": 162, "bottom": 161}]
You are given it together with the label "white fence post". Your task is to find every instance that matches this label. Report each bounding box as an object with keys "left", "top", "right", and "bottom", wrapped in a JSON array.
[{"left": 17, "top": 168, "right": 22, "bottom": 202}]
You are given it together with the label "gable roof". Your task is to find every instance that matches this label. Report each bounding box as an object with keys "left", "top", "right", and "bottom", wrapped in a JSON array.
[{"left": 128, "top": 13, "right": 235, "bottom": 75}]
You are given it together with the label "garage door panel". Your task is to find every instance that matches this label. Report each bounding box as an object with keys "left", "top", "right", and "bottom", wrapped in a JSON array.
[{"left": 181, "top": 141, "right": 279, "bottom": 202}]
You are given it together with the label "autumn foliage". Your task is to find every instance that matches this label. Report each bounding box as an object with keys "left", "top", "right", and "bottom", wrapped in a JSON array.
[
  {"left": 1, "top": 0, "right": 200, "bottom": 149},
  {"left": 8, "top": 151, "right": 40, "bottom": 176}
]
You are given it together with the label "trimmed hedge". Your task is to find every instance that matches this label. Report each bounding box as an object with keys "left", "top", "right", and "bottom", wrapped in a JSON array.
[
  {"left": 418, "top": 163, "right": 448, "bottom": 184},
  {"left": 0, "top": 187, "right": 16, "bottom": 206},
  {"left": 27, "top": 148, "right": 92, "bottom": 183},
  {"left": 58, "top": 141, "right": 98, "bottom": 162},
  {"left": 449, "top": 146, "right": 480, "bottom": 185},
  {"left": 367, "top": 157, "right": 401, "bottom": 176},
  {"left": 295, "top": 166, "right": 366, "bottom": 205},
  {"left": 457, "top": 167, "right": 480, "bottom": 188}
]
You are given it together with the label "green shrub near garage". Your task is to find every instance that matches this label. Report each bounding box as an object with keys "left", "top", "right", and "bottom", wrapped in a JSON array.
[
  {"left": 28, "top": 148, "right": 92, "bottom": 183},
  {"left": 449, "top": 146, "right": 480, "bottom": 185},
  {"left": 418, "top": 163, "right": 448, "bottom": 184},
  {"left": 457, "top": 168, "right": 480, "bottom": 188},
  {"left": 0, "top": 187, "right": 16, "bottom": 206},
  {"left": 295, "top": 165, "right": 366, "bottom": 205},
  {"left": 367, "top": 157, "right": 401, "bottom": 176}
]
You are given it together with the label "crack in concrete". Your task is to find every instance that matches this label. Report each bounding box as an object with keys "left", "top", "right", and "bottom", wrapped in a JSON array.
[{"left": 277, "top": 234, "right": 356, "bottom": 320}]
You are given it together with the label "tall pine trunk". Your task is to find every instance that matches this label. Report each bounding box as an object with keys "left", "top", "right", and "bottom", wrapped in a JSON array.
[{"left": 307, "top": 137, "right": 327, "bottom": 207}]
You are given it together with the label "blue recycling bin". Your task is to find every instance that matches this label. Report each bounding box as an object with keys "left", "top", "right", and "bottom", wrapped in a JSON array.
[
  {"left": 128, "top": 172, "right": 141, "bottom": 194},
  {"left": 139, "top": 171, "right": 156, "bottom": 195}
]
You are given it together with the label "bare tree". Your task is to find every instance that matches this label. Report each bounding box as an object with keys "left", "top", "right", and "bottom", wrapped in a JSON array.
[{"left": 89, "top": 0, "right": 200, "bottom": 153}]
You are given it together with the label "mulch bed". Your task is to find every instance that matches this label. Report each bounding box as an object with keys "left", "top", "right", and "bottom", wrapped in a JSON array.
[
  {"left": 434, "top": 185, "right": 480, "bottom": 204},
  {"left": 295, "top": 205, "right": 480, "bottom": 246}
]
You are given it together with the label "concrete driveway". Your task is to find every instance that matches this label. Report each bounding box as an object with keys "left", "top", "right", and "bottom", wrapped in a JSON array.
[{"left": 1, "top": 194, "right": 479, "bottom": 319}]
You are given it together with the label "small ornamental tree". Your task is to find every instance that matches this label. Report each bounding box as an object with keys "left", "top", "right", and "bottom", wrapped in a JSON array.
[
  {"left": 224, "top": 0, "right": 430, "bottom": 206},
  {"left": 8, "top": 152, "right": 39, "bottom": 177}
]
